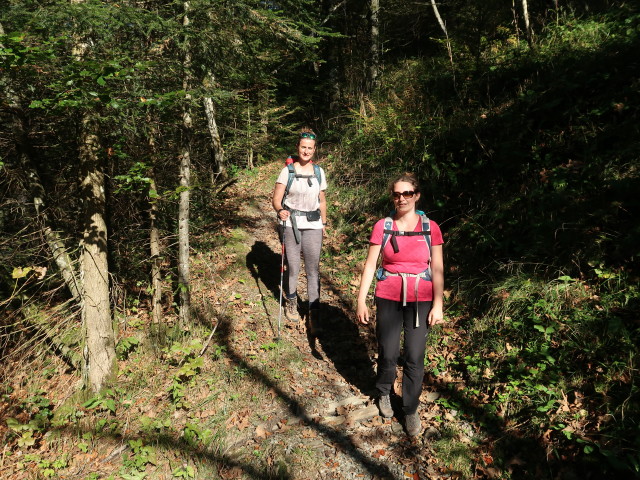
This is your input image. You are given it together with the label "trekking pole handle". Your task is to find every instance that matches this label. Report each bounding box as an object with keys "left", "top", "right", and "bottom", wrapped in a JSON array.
[{"left": 277, "top": 208, "right": 290, "bottom": 221}]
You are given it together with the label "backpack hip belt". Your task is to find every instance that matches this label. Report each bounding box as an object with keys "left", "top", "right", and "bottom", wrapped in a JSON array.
[
  {"left": 379, "top": 269, "right": 431, "bottom": 327},
  {"left": 285, "top": 207, "right": 322, "bottom": 244}
]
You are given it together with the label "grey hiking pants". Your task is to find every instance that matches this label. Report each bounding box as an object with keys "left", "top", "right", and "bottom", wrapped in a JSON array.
[
  {"left": 375, "top": 298, "right": 432, "bottom": 415},
  {"left": 283, "top": 227, "right": 323, "bottom": 309}
]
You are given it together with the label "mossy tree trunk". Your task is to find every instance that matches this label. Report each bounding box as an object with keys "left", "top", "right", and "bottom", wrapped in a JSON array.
[
  {"left": 178, "top": 0, "right": 192, "bottom": 326},
  {"left": 369, "top": 0, "right": 380, "bottom": 91}
]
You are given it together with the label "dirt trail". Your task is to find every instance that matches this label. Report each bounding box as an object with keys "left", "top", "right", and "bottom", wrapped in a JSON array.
[{"left": 209, "top": 164, "right": 444, "bottom": 480}]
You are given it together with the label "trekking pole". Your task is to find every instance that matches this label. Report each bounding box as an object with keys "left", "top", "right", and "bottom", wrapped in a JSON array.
[{"left": 276, "top": 220, "right": 286, "bottom": 342}]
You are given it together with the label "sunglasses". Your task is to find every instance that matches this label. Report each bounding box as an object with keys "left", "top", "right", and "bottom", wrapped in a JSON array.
[
  {"left": 392, "top": 191, "right": 417, "bottom": 199},
  {"left": 299, "top": 132, "right": 317, "bottom": 140}
]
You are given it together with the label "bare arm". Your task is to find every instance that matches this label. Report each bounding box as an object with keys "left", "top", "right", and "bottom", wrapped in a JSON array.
[
  {"left": 319, "top": 190, "right": 327, "bottom": 233},
  {"left": 356, "top": 243, "right": 382, "bottom": 325},
  {"left": 272, "top": 183, "right": 290, "bottom": 221},
  {"left": 428, "top": 244, "right": 444, "bottom": 325}
]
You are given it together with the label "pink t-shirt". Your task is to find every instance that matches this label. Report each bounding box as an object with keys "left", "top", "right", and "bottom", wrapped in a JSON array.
[{"left": 370, "top": 217, "right": 443, "bottom": 302}]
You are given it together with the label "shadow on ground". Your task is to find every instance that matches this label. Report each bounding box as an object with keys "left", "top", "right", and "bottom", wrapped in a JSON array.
[{"left": 313, "top": 304, "right": 377, "bottom": 397}]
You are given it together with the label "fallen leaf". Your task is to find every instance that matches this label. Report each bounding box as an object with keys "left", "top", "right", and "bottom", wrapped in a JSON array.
[
  {"left": 301, "top": 428, "right": 317, "bottom": 438},
  {"left": 373, "top": 449, "right": 386, "bottom": 458}
]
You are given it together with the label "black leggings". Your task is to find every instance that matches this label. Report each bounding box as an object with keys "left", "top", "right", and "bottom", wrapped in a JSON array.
[{"left": 375, "top": 297, "right": 431, "bottom": 415}]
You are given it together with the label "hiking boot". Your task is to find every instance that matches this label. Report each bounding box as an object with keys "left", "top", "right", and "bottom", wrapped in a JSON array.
[
  {"left": 285, "top": 297, "right": 300, "bottom": 322},
  {"left": 405, "top": 411, "right": 421, "bottom": 436},
  {"left": 378, "top": 395, "right": 393, "bottom": 418},
  {"left": 308, "top": 308, "right": 322, "bottom": 336}
]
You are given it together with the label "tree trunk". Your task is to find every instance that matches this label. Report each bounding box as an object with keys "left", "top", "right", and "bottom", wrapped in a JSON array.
[
  {"left": 149, "top": 176, "right": 162, "bottom": 327},
  {"left": 79, "top": 114, "right": 116, "bottom": 393},
  {"left": 203, "top": 72, "right": 225, "bottom": 182},
  {"left": 246, "top": 105, "right": 254, "bottom": 169},
  {"left": 71, "top": 0, "right": 116, "bottom": 392},
  {"left": 430, "top": 0, "right": 455, "bottom": 70},
  {"left": 178, "top": 0, "right": 192, "bottom": 326},
  {"left": 521, "top": 0, "right": 533, "bottom": 46},
  {"left": 369, "top": 0, "right": 380, "bottom": 91},
  {"left": 178, "top": 147, "right": 191, "bottom": 327},
  {"left": 321, "top": 0, "right": 342, "bottom": 111},
  {"left": 259, "top": 89, "right": 270, "bottom": 160},
  {"left": 146, "top": 121, "right": 163, "bottom": 329}
]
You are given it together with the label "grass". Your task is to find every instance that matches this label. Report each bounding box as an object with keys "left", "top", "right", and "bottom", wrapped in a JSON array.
[
  {"left": 0, "top": 282, "right": 314, "bottom": 479},
  {"left": 431, "top": 426, "right": 475, "bottom": 479}
]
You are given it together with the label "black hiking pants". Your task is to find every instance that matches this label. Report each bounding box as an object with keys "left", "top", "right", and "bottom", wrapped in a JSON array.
[{"left": 375, "top": 297, "right": 431, "bottom": 415}]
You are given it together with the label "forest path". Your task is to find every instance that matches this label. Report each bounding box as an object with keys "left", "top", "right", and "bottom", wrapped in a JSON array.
[{"left": 198, "top": 162, "right": 446, "bottom": 479}]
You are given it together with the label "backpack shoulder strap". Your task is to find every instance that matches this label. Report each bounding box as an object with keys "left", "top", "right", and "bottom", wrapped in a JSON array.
[
  {"left": 381, "top": 216, "right": 396, "bottom": 253},
  {"left": 313, "top": 163, "right": 322, "bottom": 186},
  {"left": 283, "top": 163, "right": 296, "bottom": 202},
  {"left": 421, "top": 214, "right": 433, "bottom": 278},
  {"left": 420, "top": 214, "right": 432, "bottom": 258},
  {"left": 381, "top": 216, "right": 394, "bottom": 248}
]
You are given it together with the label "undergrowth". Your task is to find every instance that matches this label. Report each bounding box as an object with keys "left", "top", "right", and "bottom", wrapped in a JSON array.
[{"left": 326, "top": 5, "right": 640, "bottom": 478}]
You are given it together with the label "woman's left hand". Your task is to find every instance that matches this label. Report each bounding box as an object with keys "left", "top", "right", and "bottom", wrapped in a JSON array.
[{"left": 428, "top": 306, "right": 445, "bottom": 326}]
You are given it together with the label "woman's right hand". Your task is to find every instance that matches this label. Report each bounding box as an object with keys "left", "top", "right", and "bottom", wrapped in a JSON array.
[
  {"left": 278, "top": 209, "right": 290, "bottom": 221},
  {"left": 355, "top": 243, "right": 381, "bottom": 326}
]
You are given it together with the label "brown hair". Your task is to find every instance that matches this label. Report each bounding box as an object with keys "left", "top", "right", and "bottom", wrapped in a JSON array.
[
  {"left": 296, "top": 127, "right": 317, "bottom": 146},
  {"left": 389, "top": 172, "right": 420, "bottom": 194}
]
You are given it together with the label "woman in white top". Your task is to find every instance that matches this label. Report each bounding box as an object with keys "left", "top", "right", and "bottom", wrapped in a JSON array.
[{"left": 272, "top": 129, "right": 327, "bottom": 335}]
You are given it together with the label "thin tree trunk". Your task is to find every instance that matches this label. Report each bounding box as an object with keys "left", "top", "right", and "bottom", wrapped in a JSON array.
[
  {"left": 369, "top": 0, "right": 380, "bottom": 91},
  {"left": 146, "top": 120, "right": 163, "bottom": 329},
  {"left": 246, "top": 105, "right": 254, "bottom": 169},
  {"left": 178, "top": 0, "right": 192, "bottom": 326},
  {"left": 203, "top": 72, "right": 225, "bottom": 182},
  {"left": 512, "top": 0, "right": 521, "bottom": 45},
  {"left": 178, "top": 146, "right": 191, "bottom": 327},
  {"left": 149, "top": 176, "right": 162, "bottom": 326},
  {"left": 321, "top": 0, "right": 342, "bottom": 111},
  {"left": 259, "top": 90, "right": 269, "bottom": 142},
  {"left": 430, "top": 0, "right": 455, "bottom": 70},
  {"left": 25, "top": 162, "right": 82, "bottom": 303},
  {"left": 521, "top": 0, "right": 533, "bottom": 46}
]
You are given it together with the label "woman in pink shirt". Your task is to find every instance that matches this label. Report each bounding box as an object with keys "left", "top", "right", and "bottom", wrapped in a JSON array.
[{"left": 356, "top": 173, "right": 444, "bottom": 436}]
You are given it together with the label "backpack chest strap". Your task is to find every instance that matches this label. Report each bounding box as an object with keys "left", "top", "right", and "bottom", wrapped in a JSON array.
[
  {"left": 383, "top": 229, "right": 431, "bottom": 254},
  {"left": 293, "top": 174, "right": 315, "bottom": 187}
]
